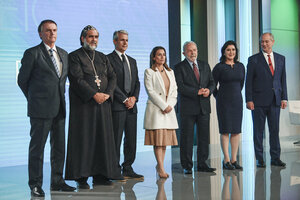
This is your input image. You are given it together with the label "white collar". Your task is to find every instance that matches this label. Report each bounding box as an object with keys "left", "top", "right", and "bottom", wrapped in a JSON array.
[{"left": 44, "top": 43, "right": 57, "bottom": 52}]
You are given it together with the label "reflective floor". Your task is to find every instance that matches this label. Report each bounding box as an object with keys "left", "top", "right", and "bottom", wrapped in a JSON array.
[{"left": 0, "top": 136, "right": 300, "bottom": 200}]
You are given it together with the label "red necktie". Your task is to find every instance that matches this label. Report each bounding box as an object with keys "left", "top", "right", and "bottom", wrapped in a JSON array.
[
  {"left": 267, "top": 54, "right": 274, "bottom": 76},
  {"left": 193, "top": 62, "right": 200, "bottom": 82}
]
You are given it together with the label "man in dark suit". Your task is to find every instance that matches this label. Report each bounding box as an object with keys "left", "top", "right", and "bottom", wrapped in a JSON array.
[
  {"left": 245, "top": 32, "right": 287, "bottom": 168},
  {"left": 107, "top": 30, "right": 143, "bottom": 179},
  {"left": 18, "top": 19, "right": 75, "bottom": 197},
  {"left": 174, "top": 41, "right": 216, "bottom": 174}
]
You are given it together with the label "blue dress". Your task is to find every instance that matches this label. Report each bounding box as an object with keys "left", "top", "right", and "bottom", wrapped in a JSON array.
[{"left": 212, "top": 62, "right": 245, "bottom": 134}]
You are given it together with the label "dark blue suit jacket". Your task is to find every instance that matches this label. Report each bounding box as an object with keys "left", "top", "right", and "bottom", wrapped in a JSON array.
[
  {"left": 174, "top": 59, "right": 215, "bottom": 115},
  {"left": 245, "top": 52, "right": 287, "bottom": 107},
  {"left": 107, "top": 51, "right": 140, "bottom": 113}
]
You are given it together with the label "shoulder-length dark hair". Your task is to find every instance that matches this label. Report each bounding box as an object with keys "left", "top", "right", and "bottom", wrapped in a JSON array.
[
  {"left": 219, "top": 40, "right": 239, "bottom": 63},
  {"left": 150, "top": 46, "right": 171, "bottom": 71}
]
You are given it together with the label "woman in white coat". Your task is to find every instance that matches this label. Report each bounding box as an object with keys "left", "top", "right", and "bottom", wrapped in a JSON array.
[{"left": 144, "top": 46, "right": 178, "bottom": 178}]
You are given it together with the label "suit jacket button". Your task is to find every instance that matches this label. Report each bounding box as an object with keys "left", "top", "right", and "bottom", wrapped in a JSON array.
[{"left": 159, "top": 93, "right": 162, "bottom": 95}]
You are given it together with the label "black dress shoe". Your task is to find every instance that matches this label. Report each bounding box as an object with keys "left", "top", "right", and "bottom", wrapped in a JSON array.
[
  {"left": 271, "top": 159, "right": 286, "bottom": 167},
  {"left": 223, "top": 161, "right": 235, "bottom": 170},
  {"left": 76, "top": 181, "right": 90, "bottom": 189},
  {"left": 31, "top": 186, "right": 45, "bottom": 197},
  {"left": 183, "top": 168, "right": 192, "bottom": 174},
  {"left": 231, "top": 161, "right": 243, "bottom": 170},
  {"left": 51, "top": 183, "right": 76, "bottom": 191},
  {"left": 122, "top": 171, "right": 144, "bottom": 180},
  {"left": 256, "top": 160, "right": 266, "bottom": 168},
  {"left": 198, "top": 163, "right": 216, "bottom": 172}
]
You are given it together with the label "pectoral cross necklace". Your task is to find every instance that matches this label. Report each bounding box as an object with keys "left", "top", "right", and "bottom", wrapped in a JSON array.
[{"left": 82, "top": 48, "right": 101, "bottom": 90}]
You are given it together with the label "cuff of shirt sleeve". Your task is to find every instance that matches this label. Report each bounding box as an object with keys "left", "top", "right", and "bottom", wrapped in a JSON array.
[{"left": 123, "top": 98, "right": 129, "bottom": 103}]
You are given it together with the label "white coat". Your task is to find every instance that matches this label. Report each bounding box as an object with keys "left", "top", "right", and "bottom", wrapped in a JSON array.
[{"left": 143, "top": 67, "right": 179, "bottom": 130}]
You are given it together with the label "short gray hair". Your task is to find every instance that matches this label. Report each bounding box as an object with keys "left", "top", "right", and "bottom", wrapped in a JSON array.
[
  {"left": 80, "top": 25, "right": 98, "bottom": 46},
  {"left": 183, "top": 41, "right": 197, "bottom": 52},
  {"left": 113, "top": 30, "right": 128, "bottom": 41},
  {"left": 260, "top": 32, "right": 274, "bottom": 41}
]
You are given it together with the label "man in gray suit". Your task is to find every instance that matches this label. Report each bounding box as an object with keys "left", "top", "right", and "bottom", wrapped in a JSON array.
[{"left": 18, "top": 19, "right": 75, "bottom": 197}]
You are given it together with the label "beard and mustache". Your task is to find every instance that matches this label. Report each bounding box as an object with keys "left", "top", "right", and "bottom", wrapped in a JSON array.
[{"left": 83, "top": 39, "right": 97, "bottom": 51}]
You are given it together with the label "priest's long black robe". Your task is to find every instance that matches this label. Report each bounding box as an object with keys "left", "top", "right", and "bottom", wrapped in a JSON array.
[{"left": 65, "top": 47, "right": 121, "bottom": 180}]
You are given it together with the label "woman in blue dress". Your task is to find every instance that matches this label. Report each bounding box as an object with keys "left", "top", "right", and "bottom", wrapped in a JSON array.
[{"left": 212, "top": 41, "right": 245, "bottom": 170}]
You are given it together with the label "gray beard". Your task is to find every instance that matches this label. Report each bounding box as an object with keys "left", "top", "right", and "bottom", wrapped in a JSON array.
[{"left": 83, "top": 40, "right": 97, "bottom": 51}]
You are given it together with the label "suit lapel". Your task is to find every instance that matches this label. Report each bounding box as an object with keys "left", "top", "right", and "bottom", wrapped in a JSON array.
[
  {"left": 128, "top": 56, "right": 136, "bottom": 89},
  {"left": 165, "top": 70, "right": 172, "bottom": 97},
  {"left": 39, "top": 43, "right": 60, "bottom": 78},
  {"left": 184, "top": 59, "right": 199, "bottom": 85},
  {"left": 259, "top": 52, "right": 273, "bottom": 77},
  {"left": 56, "top": 47, "right": 65, "bottom": 78},
  {"left": 273, "top": 53, "right": 280, "bottom": 77},
  {"left": 112, "top": 51, "right": 123, "bottom": 67}
]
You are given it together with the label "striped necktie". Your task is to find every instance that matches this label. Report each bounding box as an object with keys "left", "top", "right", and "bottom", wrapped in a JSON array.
[{"left": 49, "top": 49, "right": 61, "bottom": 77}]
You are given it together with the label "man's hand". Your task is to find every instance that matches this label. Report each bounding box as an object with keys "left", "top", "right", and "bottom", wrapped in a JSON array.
[
  {"left": 198, "top": 88, "right": 204, "bottom": 95},
  {"left": 246, "top": 101, "right": 255, "bottom": 110},
  {"left": 202, "top": 88, "right": 210, "bottom": 97},
  {"left": 198, "top": 88, "right": 210, "bottom": 97},
  {"left": 93, "top": 93, "right": 109, "bottom": 104},
  {"left": 281, "top": 101, "right": 287, "bottom": 109},
  {"left": 125, "top": 96, "right": 136, "bottom": 109}
]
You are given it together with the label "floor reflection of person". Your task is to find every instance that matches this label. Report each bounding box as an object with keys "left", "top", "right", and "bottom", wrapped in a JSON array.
[
  {"left": 194, "top": 173, "right": 213, "bottom": 199},
  {"left": 156, "top": 178, "right": 167, "bottom": 200},
  {"left": 255, "top": 168, "right": 266, "bottom": 200},
  {"left": 270, "top": 167, "right": 282, "bottom": 200},
  {"left": 172, "top": 170, "right": 194, "bottom": 200},
  {"left": 122, "top": 179, "right": 143, "bottom": 200},
  {"left": 222, "top": 171, "right": 241, "bottom": 200}
]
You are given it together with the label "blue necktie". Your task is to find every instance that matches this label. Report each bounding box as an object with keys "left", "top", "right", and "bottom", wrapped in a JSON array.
[{"left": 49, "top": 49, "right": 61, "bottom": 77}]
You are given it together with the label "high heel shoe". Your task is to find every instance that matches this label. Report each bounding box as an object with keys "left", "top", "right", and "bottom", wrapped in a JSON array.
[
  {"left": 231, "top": 161, "right": 243, "bottom": 170},
  {"left": 223, "top": 161, "right": 235, "bottom": 170}
]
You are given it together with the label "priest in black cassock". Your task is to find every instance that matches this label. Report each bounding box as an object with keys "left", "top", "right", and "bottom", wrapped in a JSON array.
[{"left": 65, "top": 25, "right": 124, "bottom": 189}]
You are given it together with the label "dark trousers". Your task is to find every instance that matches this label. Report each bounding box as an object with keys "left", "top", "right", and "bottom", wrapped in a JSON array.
[
  {"left": 112, "top": 110, "right": 137, "bottom": 172},
  {"left": 28, "top": 109, "right": 65, "bottom": 189},
  {"left": 252, "top": 101, "right": 281, "bottom": 161},
  {"left": 180, "top": 113, "right": 210, "bottom": 169}
]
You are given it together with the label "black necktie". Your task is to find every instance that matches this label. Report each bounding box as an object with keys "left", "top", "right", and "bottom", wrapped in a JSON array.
[{"left": 121, "top": 54, "right": 131, "bottom": 93}]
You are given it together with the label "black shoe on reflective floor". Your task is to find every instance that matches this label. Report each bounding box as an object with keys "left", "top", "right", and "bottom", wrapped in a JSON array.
[
  {"left": 51, "top": 183, "right": 76, "bottom": 191},
  {"left": 122, "top": 171, "right": 144, "bottom": 180},
  {"left": 198, "top": 163, "right": 216, "bottom": 172},
  {"left": 31, "top": 186, "right": 45, "bottom": 197},
  {"left": 271, "top": 159, "right": 286, "bottom": 167},
  {"left": 223, "top": 161, "right": 235, "bottom": 170},
  {"left": 231, "top": 161, "right": 243, "bottom": 170},
  {"left": 256, "top": 160, "right": 266, "bottom": 168}
]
